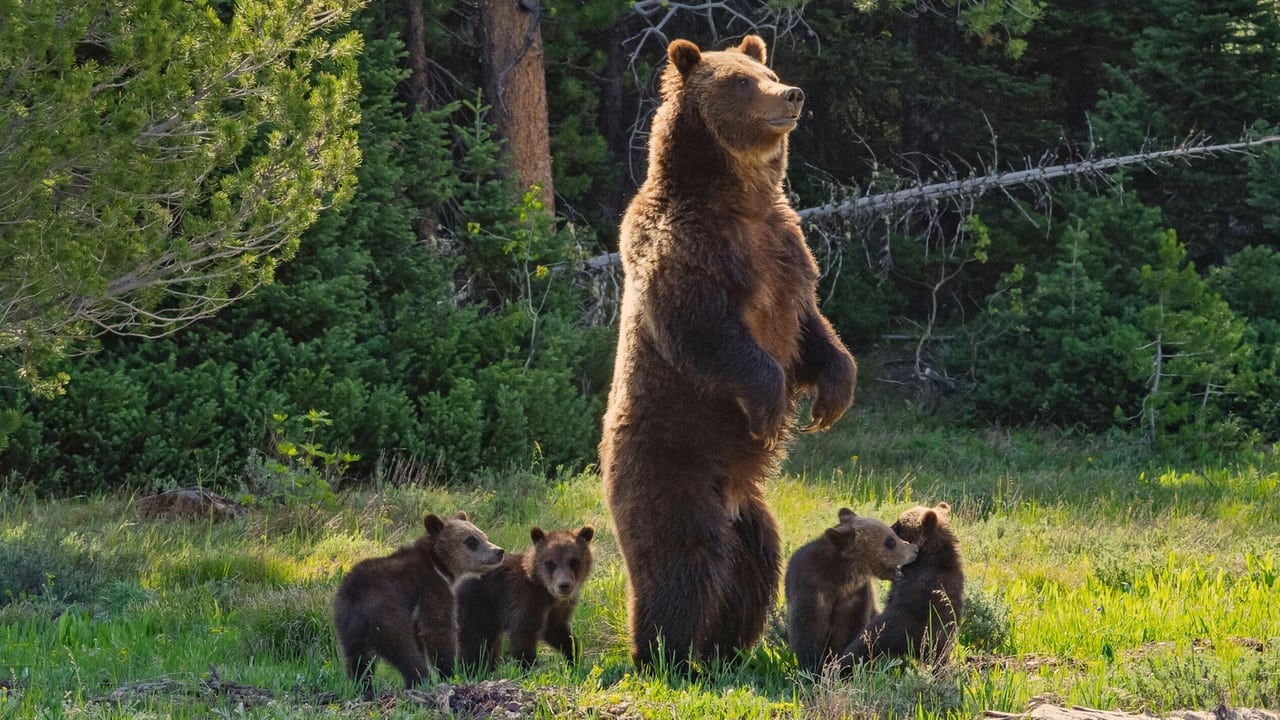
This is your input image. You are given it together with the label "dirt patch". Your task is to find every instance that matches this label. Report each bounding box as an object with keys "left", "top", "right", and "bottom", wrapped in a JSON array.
[
  {"left": 91, "top": 667, "right": 641, "bottom": 718},
  {"left": 967, "top": 653, "right": 1087, "bottom": 673},
  {"left": 1123, "top": 637, "right": 1272, "bottom": 660},
  {"left": 405, "top": 679, "right": 534, "bottom": 717},
  {"left": 90, "top": 668, "right": 1276, "bottom": 720}
]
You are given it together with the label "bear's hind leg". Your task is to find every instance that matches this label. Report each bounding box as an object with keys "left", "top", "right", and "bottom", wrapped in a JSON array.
[
  {"left": 344, "top": 648, "right": 378, "bottom": 699},
  {"left": 375, "top": 616, "right": 432, "bottom": 688},
  {"left": 627, "top": 539, "right": 734, "bottom": 672},
  {"left": 708, "top": 495, "right": 780, "bottom": 655}
]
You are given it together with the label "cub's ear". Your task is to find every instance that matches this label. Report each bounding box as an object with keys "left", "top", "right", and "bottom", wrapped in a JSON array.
[
  {"left": 738, "top": 35, "right": 767, "bottom": 64},
  {"left": 424, "top": 514, "right": 445, "bottom": 534},
  {"left": 530, "top": 526, "right": 546, "bottom": 543},
  {"left": 668, "top": 39, "right": 702, "bottom": 76},
  {"left": 837, "top": 507, "right": 856, "bottom": 525},
  {"left": 921, "top": 510, "right": 939, "bottom": 533},
  {"left": 454, "top": 510, "right": 469, "bottom": 521},
  {"left": 576, "top": 526, "right": 595, "bottom": 543},
  {"left": 824, "top": 525, "right": 853, "bottom": 544},
  {"left": 934, "top": 501, "right": 952, "bottom": 519}
]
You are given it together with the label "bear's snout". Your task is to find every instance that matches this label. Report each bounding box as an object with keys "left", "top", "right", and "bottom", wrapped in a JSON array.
[{"left": 783, "top": 87, "right": 804, "bottom": 106}]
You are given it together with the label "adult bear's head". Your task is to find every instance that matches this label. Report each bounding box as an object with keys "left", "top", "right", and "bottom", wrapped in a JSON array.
[{"left": 660, "top": 35, "right": 805, "bottom": 161}]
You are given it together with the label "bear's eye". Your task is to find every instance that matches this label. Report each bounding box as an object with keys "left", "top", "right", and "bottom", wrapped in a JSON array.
[
  {"left": 883, "top": 537, "right": 896, "bottom": 550},
  {"left": 735, "top": 76, "right": 750, "bottom": 89},
  {"left": 545, "top": 560, "right": 556, "bottom": 573},
  {"left": 465, "top": 536, "right": 479, "bottom": 550},
  {"left": 569, "top": 558, "right": 579, "bottom": 571}
]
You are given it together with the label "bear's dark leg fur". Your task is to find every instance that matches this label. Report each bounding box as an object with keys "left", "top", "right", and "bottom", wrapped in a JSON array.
[
  {"left": 543, "top": 608, "right": 578, "bottom": 663},
  {"left": 344, "top": 647, "right": 377, "bottom": 698},
  {"left": 376, "top": 619, "right": 432, "bottom": 688},
  {"left": 616, "top": 497, "right": 737, "bottom": 670},
  {"left": 626, "top": 540, "right": 732, "bottom": 669},
  {"left": 706, "top": 494, "right": 780, "bottom": 655}
]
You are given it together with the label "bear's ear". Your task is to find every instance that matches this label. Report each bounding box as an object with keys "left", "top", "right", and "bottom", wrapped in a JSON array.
[
  {"left": 824, "top": 525, "right": 852, "bottom": 544},
  {"left": 737, "top": 35, "right": 767, "bottom": 64},
  {"left": 424, "top": 514, "right": 445, "bottom": 534},
  {"left": 454, "top": 510, "right": 469, "bottom": 521},
  {"left": 530, "top": 526, "right": 546, "bottom": 543},
  {"left": 837, "top": 507, "right": 856, "bottom": 525},
  {"left": 577, "top": 526, "right": 595, "bottom": 543},
  {"left": 668, "top": 39, "right": 702, "bottom": 77},
  {"left": 934, "top": 501, "right": 952, "bottom": 519},
  {"left": 921, "top": 510, "right": 939, "bottom": 533}
]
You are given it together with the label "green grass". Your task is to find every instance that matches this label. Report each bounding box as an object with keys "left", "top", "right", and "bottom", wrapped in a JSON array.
[{"left": 2, "top": 405, "right": 1279, "bottom": 718}]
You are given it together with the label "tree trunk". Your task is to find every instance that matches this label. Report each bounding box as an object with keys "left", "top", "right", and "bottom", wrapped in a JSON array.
[
  {"left": 404, "top": 0, "right": 431, "bottom": 113},
  {"left": 899, "top": 14, "right": 942, "bottom": 161},
  {"left": 599, "top": 18, "right": 632, "bottom": 220},
  {"left": 480, "top": 0, "right": 555, "bottom": 214}
]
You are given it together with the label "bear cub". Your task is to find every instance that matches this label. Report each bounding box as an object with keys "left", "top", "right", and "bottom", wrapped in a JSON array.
[
  {"left": 457, "top": 525, "right": 595, "bottom": 670},
  {"left": 333, "top": 511, "right": 504, "bottom": 696},
  {"left": 785, "top": 508, "right": 918, "bottom": 674},
  {"left": 846, "top": 502, "right": 964, "bottom": 668}
]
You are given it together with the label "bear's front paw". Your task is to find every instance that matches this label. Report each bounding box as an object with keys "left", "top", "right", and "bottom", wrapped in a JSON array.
[
  {"left": 802, "top": 355, "right": 856, "bottom": 432},
  {"left": 744, "top": 365, "right": 787, "bottom": 445}
]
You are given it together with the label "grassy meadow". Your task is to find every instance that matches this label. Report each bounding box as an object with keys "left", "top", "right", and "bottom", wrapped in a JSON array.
[{"left": 2, "top": 402, "right": 1279, "bottom": 719}]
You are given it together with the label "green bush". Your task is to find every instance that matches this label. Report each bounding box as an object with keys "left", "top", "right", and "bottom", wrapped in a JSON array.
[
  {"left": 0, "top": 20, "right": 610, "bottom": 495},
  {"left": 970, "top": 191, "right": 1275, "bottom": 445},
  {"left": 959, "top": 585, "right": 1013, "bottom": 654},
  {"left": 1208, "top": 246, "right": 1280, "bottom": 438},
  {"left": 0, "top": 533, "right": 106, "bottom": 607},
  {"left": 975, "top": 256, "right": 1140, "bottom": 429}
]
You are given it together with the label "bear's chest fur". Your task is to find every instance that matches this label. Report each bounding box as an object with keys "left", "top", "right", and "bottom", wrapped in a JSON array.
[{"left": 732, "top": 206, "right": 817, "bottom": 370}]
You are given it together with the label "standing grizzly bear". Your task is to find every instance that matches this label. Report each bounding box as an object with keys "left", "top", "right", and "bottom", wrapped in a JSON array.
[
  {"left": 333, "top": 511, "right": 504, "bottom": 696},
  {"left": 785, "top": 508, "right": 918, "bottom": 674},
  {"left": 456, "top": 525, "right": 595, "bottom": 670},
  {"left": 845, "top": 502, "right": 964, "bottom": 668},
  {"left": 600, "top": 35, "right": 857, "bottom": 669}
]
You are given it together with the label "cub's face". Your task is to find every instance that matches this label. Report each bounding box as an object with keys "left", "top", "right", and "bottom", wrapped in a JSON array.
[
  {"left": 424, "top": 511, "right": 505, "bottom": 583},
  {"left": 890, "top": 502, "right": 954, "bottom": 554},
  {"left": 528, "top": 525, "right": 595, "bottom": 600},
  {"left": 825, "top": 507, "right": 919, "bottom": 581},
  {"left": 667, "top": 35, "right": 805, "bottom": 158}
]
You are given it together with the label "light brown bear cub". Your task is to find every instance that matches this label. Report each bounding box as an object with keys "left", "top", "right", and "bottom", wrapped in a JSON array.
[
  {"left": 785, "top": 508, "right": 918, "bottom": 674},
  {"left": 846, "top": 502, "right": 964, "bottom": 668},
  {"left": 457, "top": 525, "right": 595, "bottom": 670},
  {"left": 333, "top": 511, "right": 503, "bottom": 696}
]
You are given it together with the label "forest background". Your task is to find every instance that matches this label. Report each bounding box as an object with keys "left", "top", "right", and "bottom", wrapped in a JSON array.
[{"left": 4, "top": 0, "right": 1280, "bottom": 493}]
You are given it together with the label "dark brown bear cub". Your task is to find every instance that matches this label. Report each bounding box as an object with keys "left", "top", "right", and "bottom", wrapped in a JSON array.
[
  {"left": 845, "top": 502, "right": 964, "bottom": 668},
  {"left": 333, "top": 511, "right": 503, "bottom": 696},
  {"left": 786, "top": 508, "right": 918, "bottom": 674},
  {"left": 600, "top": 34, "right": 857, "bottom": 670},
  {"left": 457, "top": 525, "right": 594, "bottom": 670}
]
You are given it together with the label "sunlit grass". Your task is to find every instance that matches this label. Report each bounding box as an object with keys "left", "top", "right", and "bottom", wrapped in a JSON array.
[{"left": 3, "top": 404, "right": 1280, "bottom": 718}]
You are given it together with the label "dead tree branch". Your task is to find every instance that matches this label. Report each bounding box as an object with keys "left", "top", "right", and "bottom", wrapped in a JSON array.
[
  {"left": 799, "top": 135, "right": 1280, "bottom": 224},
  {"left": 585, "top": 133, "right": 1280, "bottom": 272}
]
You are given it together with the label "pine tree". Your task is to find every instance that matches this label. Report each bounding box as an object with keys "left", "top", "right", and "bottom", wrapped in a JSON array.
[
  {"left": 0, "top": 0, "right": 363, "bottom": 392},
  {"left": 1130, "top": 233, "right": 1253, "bottom": 445},
  {"left": 1093, "top": 0, "right": 1280, "bottom": 261}
]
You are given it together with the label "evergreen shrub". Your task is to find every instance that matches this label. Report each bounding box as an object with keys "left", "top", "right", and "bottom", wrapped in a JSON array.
[{"left": 0, "top": 20, "right": 610, "bottom": 494}]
